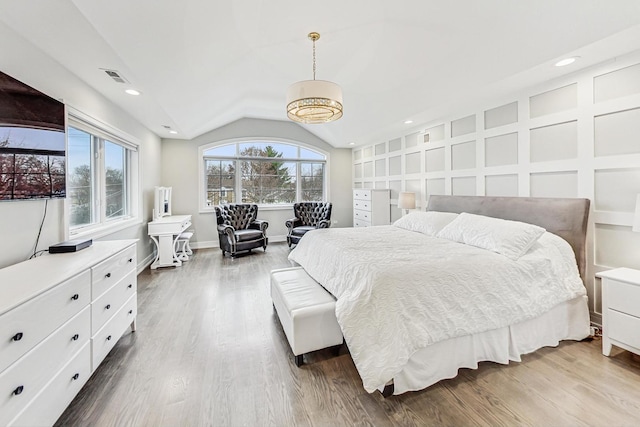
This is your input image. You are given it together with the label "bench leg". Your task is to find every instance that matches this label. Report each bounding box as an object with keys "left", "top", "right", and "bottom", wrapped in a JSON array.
[
  {"left": 381, "top": 382, "right": 394, "bottom": 398},
  {"left": 294, "top": 354, "right": 304, "bottom": 367}
]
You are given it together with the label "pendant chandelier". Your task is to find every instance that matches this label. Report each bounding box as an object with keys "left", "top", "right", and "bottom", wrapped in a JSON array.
[{"left": 286, "top": 32, "right": 343, "bottom": 124}]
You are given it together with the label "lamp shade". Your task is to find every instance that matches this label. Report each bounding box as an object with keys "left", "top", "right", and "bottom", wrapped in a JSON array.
[
  {"left": 633, "top": 194, "right": 640, "bottom": 232},
  {"left": 286, "top": 80, "right": 343, "bottom": 124},
  {"left": 398, "top": 192, "right": 416, "bottom": 210}
]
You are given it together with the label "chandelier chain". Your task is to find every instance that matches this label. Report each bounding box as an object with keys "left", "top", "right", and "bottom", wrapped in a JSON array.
[{"left": 312, "top": 38, "right": 316, "bottom": 80}]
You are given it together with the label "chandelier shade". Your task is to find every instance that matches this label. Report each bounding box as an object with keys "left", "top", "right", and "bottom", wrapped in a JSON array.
[
  {"left": 286, "top": 79, "right": 343, "bottom": 124},
  {"left": 286, "top": 32, "right": 343, "bottom": 124}
]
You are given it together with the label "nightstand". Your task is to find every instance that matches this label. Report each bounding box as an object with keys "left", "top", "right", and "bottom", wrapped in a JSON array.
[{"left": 596, "top": 268, "right": 640, "bottom": 357}]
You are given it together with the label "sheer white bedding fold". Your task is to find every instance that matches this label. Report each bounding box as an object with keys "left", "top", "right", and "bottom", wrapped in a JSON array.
[{"left": 390, "top": 295, "right": 589, "bottom": 394}]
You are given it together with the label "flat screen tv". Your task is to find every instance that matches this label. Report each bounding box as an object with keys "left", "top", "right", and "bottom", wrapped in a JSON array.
[{"left": 0, "top": 71, "right": 66, "bottom": 200}]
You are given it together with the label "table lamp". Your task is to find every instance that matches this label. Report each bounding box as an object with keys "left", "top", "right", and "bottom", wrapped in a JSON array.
[{"left": 398, "top": 192, "right": 416, "bottom": 215}]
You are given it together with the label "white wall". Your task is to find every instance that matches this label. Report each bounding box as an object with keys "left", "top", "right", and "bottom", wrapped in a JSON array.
[
  {"left": 353, "top": 49, "right": 640, "bottom": 324},
  {"left": 161, "top": 118, "right": 353, "bottom": 248},
  {"left": 0, "top": 22, "right": 161, "bottom": 269}
]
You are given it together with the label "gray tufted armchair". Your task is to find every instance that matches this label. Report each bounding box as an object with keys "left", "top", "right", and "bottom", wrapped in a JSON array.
[
  {"left": 285, "top": 202, "right": 332, "bottom": 247},
  {"left": 215, "top": 204, "right": 268, "bottom": 257}
]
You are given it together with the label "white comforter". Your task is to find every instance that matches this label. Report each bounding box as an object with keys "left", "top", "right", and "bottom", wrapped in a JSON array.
[{"left": 288, "top": 226, "right": 586, "bottom": 393}]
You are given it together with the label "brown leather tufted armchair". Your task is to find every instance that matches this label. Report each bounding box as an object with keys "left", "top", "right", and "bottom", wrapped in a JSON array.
[
  {"left": 285, "top": 202, "right": 332, "bottom": 247},
  {"left": 215, "top": 204, "right": 268, "bottom": 256}
]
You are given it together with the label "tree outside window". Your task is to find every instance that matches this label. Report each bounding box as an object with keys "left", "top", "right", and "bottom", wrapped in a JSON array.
[
  {"left": 202, "top": 141, "right": 326, "bottom": 207},
  {"left": 301, "top": 162, "right": 324, "bottom": 201},
  {"left": 241, "top": 145, "right": 295, "bottom": 204}
]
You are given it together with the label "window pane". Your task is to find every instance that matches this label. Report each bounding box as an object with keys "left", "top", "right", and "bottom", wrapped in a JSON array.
[
  {"left": 67, "top": 127, "right": 94, "bottom": 227},
  {"left": 206, "top": 159, "right": 235, "bottom": 206},
  {"left": 239, "top": 142, "right": 297, "bottom": 158},
  {"left": 241, "top": 160, "right": 296, "bottom": 204},
  {"left": 204, "top": 143, "right": 236, "bottom": 157},
  {"left": 300, "top": 148, "right": 325, "bottom": 160},
  {"left": 300, "top": 162, "right": 324, "bottom": 201},
  {"left": 105, "top": 141, "right": 126, "bottom": 220}
]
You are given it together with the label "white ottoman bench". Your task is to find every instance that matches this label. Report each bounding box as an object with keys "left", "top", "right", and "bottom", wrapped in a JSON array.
[{"left": 270, "top": 267, "right": 343, "bottom": 366}]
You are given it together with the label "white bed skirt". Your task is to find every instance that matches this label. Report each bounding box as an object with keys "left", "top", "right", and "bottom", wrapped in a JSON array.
[{"left": 387, "top": 295, "right": 590, "bottom": 395}]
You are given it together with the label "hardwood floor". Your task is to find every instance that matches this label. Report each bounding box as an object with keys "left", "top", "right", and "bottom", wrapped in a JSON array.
[{"left": 56, "top": 243, "right": 640, "bottom": 426}]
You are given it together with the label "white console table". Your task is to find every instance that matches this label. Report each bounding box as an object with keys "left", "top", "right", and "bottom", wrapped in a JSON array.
[{"left": 148, "top": 214, "right": 192, "bottom": 269}]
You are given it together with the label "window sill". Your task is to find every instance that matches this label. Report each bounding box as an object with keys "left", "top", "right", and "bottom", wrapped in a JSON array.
[
  {"left": 69, "top": 217, "right": 142, "bottom": 241},
  {"left": 199, "top": 204, "right": 300, "bottom": 214}
]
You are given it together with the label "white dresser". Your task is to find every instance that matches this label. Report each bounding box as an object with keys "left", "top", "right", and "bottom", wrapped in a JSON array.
[
  {"left": 0, "top": 240, "right": 138, "bottom": 427},
  {"left": 353, "top": 189, "right": 390, "bottom": 227},
  {"left": 597, "top": 268, "right": 640, "bottom": 358}
]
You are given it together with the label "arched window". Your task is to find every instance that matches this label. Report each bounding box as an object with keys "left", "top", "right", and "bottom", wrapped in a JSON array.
[{"left": 199, "top": 140, "right": 327, "bottom": 209}]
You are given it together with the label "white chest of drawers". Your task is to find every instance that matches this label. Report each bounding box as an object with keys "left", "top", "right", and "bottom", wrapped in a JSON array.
[
  {"left": 0, "top": 240, "right": 137, "bottom": 427},
  {"left": 353, "top": 189, "right": 390, "bottom": 227},
  {"left": 597, "top": 267, "right": 640, "bottom": 357}
]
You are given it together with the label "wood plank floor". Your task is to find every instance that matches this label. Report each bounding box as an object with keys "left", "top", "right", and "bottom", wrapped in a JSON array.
[{"left": 56, "top": 243, "right": 640, "bottom": 426}]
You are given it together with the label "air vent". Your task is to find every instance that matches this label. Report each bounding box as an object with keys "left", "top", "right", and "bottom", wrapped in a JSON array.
[{"left": 101, "top": 69, "right": 129, "bottom": 84}]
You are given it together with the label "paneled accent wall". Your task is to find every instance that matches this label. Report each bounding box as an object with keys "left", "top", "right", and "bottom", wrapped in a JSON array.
[{"left": 352, "top": 50, "right": 640, "bottom": 323}]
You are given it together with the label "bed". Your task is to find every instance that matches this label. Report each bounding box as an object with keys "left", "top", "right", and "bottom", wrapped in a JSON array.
[{"left": 287, "top": 195, "right": 591, "bottom": 396}]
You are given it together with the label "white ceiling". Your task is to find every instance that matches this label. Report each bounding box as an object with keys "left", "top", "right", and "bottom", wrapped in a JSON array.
[{"left": 2, "top": 0, "right": 640, "bottom": 147}]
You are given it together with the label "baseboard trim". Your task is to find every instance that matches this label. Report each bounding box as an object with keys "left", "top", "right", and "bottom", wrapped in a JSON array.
[
  {"left": 138, "top": 252, "right": 155, "bottom": 274},
  {"left": 191, "top": 235, "right": 287, "bottom": 250}
]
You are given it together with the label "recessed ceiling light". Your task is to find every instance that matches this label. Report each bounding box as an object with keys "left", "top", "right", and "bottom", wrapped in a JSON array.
[
  {"left": 125, "top": 89, "right": 141, "bottom": 96},
  {"left": 554, "top": 57, "right": 579, "bottom": 67},
  {"left": 169, "top": 130, "right": 178, "bottom": 134},
  {"left": 348, "top": 142, "right": 355, "bottom": 146},
  {"left": 404, "top": 120, "right": 413, "bottom": 124}
]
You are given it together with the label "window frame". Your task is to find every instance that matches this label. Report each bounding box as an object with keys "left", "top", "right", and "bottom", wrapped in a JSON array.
[
  {"left": 66, "top": 108, "right": 141, "bottom": 240},
  {"left": 198, "top": 138, "right": 330, "bottom": 212}
]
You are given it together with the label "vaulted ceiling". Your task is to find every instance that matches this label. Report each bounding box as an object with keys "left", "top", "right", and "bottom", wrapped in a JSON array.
[{"left": 2, "top": 0, "right": 640, "bottom": 147}]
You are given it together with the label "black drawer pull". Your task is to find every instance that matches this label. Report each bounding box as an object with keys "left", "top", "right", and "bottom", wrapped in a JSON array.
[
  {"left": 105, "top": 304, "right": 111, "bottom": 310},
  {"left": 12, "top": 332, "right": 23, "bottom": 341},
  {"left": 13, "top": 386, "right": 24, "bottom": 396},
  {"left": 71, "top": 294, "right": 79, "bottom": 301},
  {"left": 72, "top": 334, "right": 79, "bottom": 341},
  {"left": 128, "top": 258, "right": 133, "bottom": 263},
  {"left": 72, "top": 373, "right": 80, "bottom": 381},
  {"left": 105, "top": 273, "right": 111, "bottom": 278},
  {"left": 128, "top": 284, "right": 133, "bottom": 289},
  {"left": 106, "top": 335, "right": 112, "bottom": 341}
]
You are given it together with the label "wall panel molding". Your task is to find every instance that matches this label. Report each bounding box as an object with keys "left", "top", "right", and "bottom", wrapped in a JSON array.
[{"left": 352, "top": 50, "right": 640, "bottom": 320}]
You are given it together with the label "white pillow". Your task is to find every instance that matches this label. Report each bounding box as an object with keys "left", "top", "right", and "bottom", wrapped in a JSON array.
[
  {"left": 436, "top": 212, "right": 546, "bottom": 260},
  {"left": 393, "top": 211, "right": 459, "bottom": 236}
]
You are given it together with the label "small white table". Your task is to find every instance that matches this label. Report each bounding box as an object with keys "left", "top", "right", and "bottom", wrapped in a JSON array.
[
  {"left": 596, "top": 267, "right": 640, "bottom": 357},
  {"left": 148, "top": 214, "right": 192, "bottom": 269}
]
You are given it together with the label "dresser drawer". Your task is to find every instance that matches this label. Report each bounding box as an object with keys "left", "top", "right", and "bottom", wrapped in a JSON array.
[
  {"left": 10, "top": 342, "right": 91, "bottom": 427},
  {"left": 0, "top": 270, "right": 90, "bottom": 374},
  {"left": 353, "top": 219, "right": 370, "bottom": 228},
  {"left": 353, "top": 189, "right": 371, "bottom": 201},
  {"left": 0, "top": 307, "right": 90, "bottom": 426},
  {"left": 607, "top": 279, "right": 640, "bottom": 318},
  {"left": 91, "top": 270, "right": 137, "bottom": 334},
  {"left": 92, "top": 294, "right": 137, "bottom": 369},
  {"left": 608, "top": 309, "right": 640, "bottom": 350},
  {"left": 354, "top": 209, "right": 371, "bottom": 222},
  {"left": 353, "top": 200, "right": 371, "bottom": 211},
  {"left": 92, "top": 245, "right": 136, "bottom": 299}
]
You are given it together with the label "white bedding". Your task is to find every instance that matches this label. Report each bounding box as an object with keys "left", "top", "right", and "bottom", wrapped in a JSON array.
[{"left": 288, "top": 225, "right": 587, "bottom": 393}]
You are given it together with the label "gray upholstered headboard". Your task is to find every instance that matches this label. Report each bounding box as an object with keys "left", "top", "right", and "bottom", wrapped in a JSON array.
[{"left": 426, "top": 195, "right": 590, "bottom": 282}]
